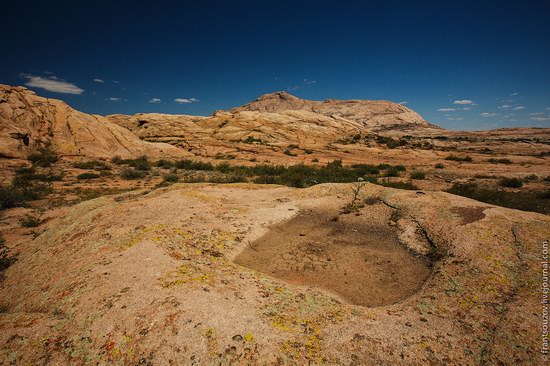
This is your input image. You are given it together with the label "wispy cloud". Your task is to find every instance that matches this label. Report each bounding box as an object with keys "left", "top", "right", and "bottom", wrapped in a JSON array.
[
  {"left": 438, "top": 108, "right": 456, "bottom": 112},
  {"left": 530, "top": 112, "right": 544, "bottom": 116},
  {"left": 174, "top": 98, "right": 199, "bottom": 104},
  {"left": 510, "top": 92, "right": 518, "bottom": 96},
  {"left": 480, "top": 112, "right": 497, "bottom": 117},
  {"left": 106, "top": 97, "right": 125, "bottom": 102},
  {"left": 93, "top": 78, "right": 105, "bottom": 83},
  {"left": 22, "top": 74, "right": 84, "bottom": 94},
  {"left": 303, "top": 78, "right": 316, "bottom": 85},
  {"left": 531, "top": 116, "right": 550, "bottom": 121},
  {"left": 453, "top": 99, "right": 474, "bottom": 105},
  {"left": 148, "top": 98, "right": 161, "bottom": 103},
  {"left": 446, "top": 117, "right": 463, "bottom": 121},
  {"left": 498, "top": 105, "right": 512, "bottom": 109},
  {"left": 398, "top": 101, "right": 408, "bottom": 105},
  {"left": 512, "top": 106, "right": 525, "bottom": 110}
]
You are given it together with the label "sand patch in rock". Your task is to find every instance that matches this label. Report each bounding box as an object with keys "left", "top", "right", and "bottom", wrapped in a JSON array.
[{"left": 235, "top": 207, "right": 431, "bottom": 307}]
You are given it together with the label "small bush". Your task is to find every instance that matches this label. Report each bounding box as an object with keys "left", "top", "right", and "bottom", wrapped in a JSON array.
[
  {"left": 435, "top": 163, "right": 445, "bottom": 169},
  {"left": 77, "top": 172, "right": 100, "bottom": 180},
  {"left": 487, "top": 158, "right": 512, "bottom": 165},
  {"left": 283, "top": 149, "right": 297, "bottom": 156},
  {"left": 447, "top": 182, "right": 549, "bottom": 214},
  {"left": 156, "top": 159, "right": 175, "bottom": 168},
  {"left": 175, "top": 160, "right": 215, "bottom": 171},
  {"left": 74, "top": 160, "right": 111, "bottom": 170},
  {"left": 445, "top": 155, "right": 473, "bottom": 162},
  {"left": 19, "top": 214, "right": 43, "bottom": 228},
  {"left": 524, "top": 174, "right": 538, "bottom": 181},
  {"left": 385, "top": 167, "right": 401, "bottom": 177},
  {"left": 499, "top": 177, "right": 523, "bottom": 188},
  {"left": 377, "top": 181, "right": 419, "bottom": 190},
  {"left": 120, "top": 168, "right": 147, "bottom": 180},
  {"left": 410, "top": 171, "right": 426, "bottom": 180},
  {"left": 112, "top": 156, "right": 124, "bottom": 164},
  {"left": 163, "top": 173, "right": 179, "bottom": 183},
  {"left": 27, "top": 143, "right": 59, "bottom": 167},
  {"left": 129, "top": 156, "right": 151, "bottom": 171}
]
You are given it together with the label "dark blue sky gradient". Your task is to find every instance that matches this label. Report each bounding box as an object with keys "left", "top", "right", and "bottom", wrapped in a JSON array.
[{"left": 1, "top": 1, "right": 549, "bottom": 129}]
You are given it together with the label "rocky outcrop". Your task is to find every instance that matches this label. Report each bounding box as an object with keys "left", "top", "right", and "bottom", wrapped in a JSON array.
[
  {"left": 230, "top": 91, "right": 437, "bottom": 129},
  {"left": 0, "top": 85, "right": 185, "bottom": 159},
  {"left": 106, "top": 92, "right": 438, "bottom": 148}
]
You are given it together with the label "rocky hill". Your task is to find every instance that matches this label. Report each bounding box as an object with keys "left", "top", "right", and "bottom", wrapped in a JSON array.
[
  {"left": 105, "top": 92, "right": 439, "bottom": 150},
  {"left": 0, "top": 85, "right": 184, "bottom": 159},
  {"left": 230, "top": 91, "right": 437, "bottom": 130}
]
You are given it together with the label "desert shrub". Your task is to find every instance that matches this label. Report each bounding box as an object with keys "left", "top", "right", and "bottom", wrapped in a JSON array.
[
  {"left": 156, "top": 159, "right": 174, "bottom": 168},
  {"left": 13, "top": 167, "right": 62, "bottom": 182},
  {"left": 128, "top": 156, "right": 150, "bottom": 171},
  {"left": 487, "top": 158, "right": 512, "bottom": 165},
  {"left": 111, "top": 156, "right": 124, "bottom": 164},
  {"left": 77, "top": 172, "right": 100, "bottom": 180},
  {"left": 385, "top": 167, "right": 401, "bottom": 177},
  {"left": 74, "top": 160, "right": 111, "bottom": 170},
  {"left": 524, "top": 174, "right": 538, "bottom": 181},
  {"left": 120, "top": 168, "right": 147, "bottom": 180},
  {"left": 19, "top": 214, "right": 43, "bottom": 228},
  {"left": 287, "top": 144, "right": 300, "bottom": 149},
  {"left": 312, "top": 158, "right": 319, "bottom": 162},
  {"left": 377, "top": 181, "right": 419, "bottom": 190},
  {"left": 447, "top": 182, "right": 549, "bottom": 214},
  {"left": 209, "top": 175, "right": 246, "bottom": 184},
  {"left": 0, "top": 179, "right": 52, "bottom": 210},
  {"left": 175, "top": 160, "right": 215, "bottom": 171},
  {"left": 445, "top": 155, "right": 473, "bottom": 162},
  {"left": 243, "top": 136, "right": 262, "bottom": 144},
  {"left": 283, "top": 149, "right": 297, "bottom": 156},
  {"left": 435, "top": 163, "right": 445, "bottom": 169},
  {"left": 410, "top": 171, "right": 426, "bottom": 180},
  {"left": 539, "top": 190, "right": 550, "bottom": 200},
  {"left": 499, "top": 177, "right": 523, "bottom": 188},
  {"left": 163, "top": 173, "right": 179, "bottom": 183},
  {"left": 304, "top": 149, "right": 314, "bottom": 154},
  {"left": 27, "top": 143, "right": 58, "bottom": 167},
  {"left": 350, "top": 164, "right": 380, "bottom": 175}
]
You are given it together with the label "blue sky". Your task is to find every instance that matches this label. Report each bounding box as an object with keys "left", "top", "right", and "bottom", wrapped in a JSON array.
[{"left": 1, "top": 0, "right": 549, "bottom": 130}]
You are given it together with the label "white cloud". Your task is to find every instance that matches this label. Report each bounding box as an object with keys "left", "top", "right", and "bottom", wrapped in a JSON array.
[
  {"left": 531, "top": 116, "right": 550, "bottom": 121},
  {"left": 22, "top": 74, "right": 84, "bottom": 94},
  {"left": 453, "top": 99, "right": 474, "bottom": 105},
  {"left": 303, "top": 78, "right": 316, "bottom": 85},
  {"left": 399, "top": 101, "right": 408, "bottom": 105},
  {"left": 438, "top": 108, "right": 456, "bottom": 112},
  {"left": 113, "top": 80, "right": 120, "bottom": 84},
  {"left": 93, "top": 78, "right": 105, "bottom": 83},
  {"left": 498, "top": 105, "right": 512, "bottom": 109},
  {"left": 530, "top": 112, "right": 544, "bottom": 116},
  {"left": 512, "top": 106, "right": 525, "bottom": 110},
  {"left": 510, "top": 92, "right": 518, "bottom": 96},
  {"left": 480, "top": 112, "right": 497, "bottom": 117},
  {"left": 106, "top": 97, "right": 125, "bottom": 102},
  {"left": 148, "top": 98, "right": 161, "bottom": 103},
  {"left": 462, "top": 107, "right": 471, "bottom": 111},
  {"left": 174, "top": 98, "right": 199, "bottom": 104},
  {"left": 446, "top": 117, "right": 463, "bottom": 121}
]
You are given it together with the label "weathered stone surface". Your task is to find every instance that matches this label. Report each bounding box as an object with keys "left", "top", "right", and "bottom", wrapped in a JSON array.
[{"left": 0, "top": 85, "right": 185, "bottom": 159}]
